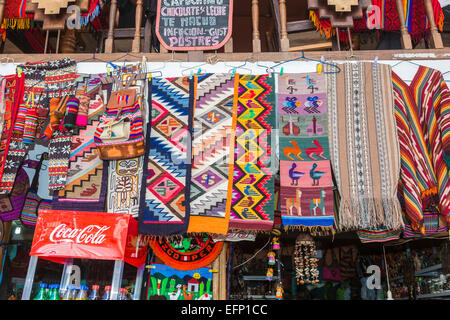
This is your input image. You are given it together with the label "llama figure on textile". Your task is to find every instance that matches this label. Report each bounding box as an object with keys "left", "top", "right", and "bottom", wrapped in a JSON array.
[
  {"left": 168, "top": 284, "right": 182, "bottom": 300},
  {"left": 305, "top": 140, "right": 326, "bottom": 160},
  {"left": 309, "top": 190, "right": 326, "bottom": 216},
  {"left": 284, "top": 140, "right": 304, "bottom": 160},
  {"left": 286, "top": 189, "right": 302, "bottom": 216}
]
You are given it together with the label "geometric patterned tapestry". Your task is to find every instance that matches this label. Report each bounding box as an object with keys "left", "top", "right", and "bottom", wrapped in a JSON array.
[
  {"left": 227, "top": 74, "right": 276, "bottom": 232},
  {"left": 139, "top": 77, "right": 193, "bottom": 237},
  {"left": 187, "top": 73, "right": 237, "bottom": 235}
]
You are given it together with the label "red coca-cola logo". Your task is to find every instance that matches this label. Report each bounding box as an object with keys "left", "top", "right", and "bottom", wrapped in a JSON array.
[{"left": 49, "top": 224, "right": 110, "bottom": 245}]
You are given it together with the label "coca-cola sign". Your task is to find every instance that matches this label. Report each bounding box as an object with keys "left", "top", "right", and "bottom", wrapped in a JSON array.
[
  {"left": 30, "top": 210, "right": 131, "bottom": 261},
  {"left": 49, "top": 224, "right": 110, "bottom": 244}
]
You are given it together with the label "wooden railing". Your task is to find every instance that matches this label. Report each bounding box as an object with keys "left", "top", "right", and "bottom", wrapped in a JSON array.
[{"left": 1, "top": 0, "right": 445, "bottom": 54}]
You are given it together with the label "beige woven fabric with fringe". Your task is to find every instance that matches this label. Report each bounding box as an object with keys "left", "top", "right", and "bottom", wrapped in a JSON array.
[{"left": 326, "top": 62, "right": 403, "bottom": 230}]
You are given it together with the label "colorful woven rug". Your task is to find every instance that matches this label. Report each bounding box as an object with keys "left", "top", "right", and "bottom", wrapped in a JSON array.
[
  {"left": 138, "top": 76, "right": 193, "bottom": 236},
  {"left": 326, "top": 62, "right": 403, "bottom": 231},
  {"left": 409, "top": 66, "right": 450, "bottom": 227},
  {"left": 187, "top": 74, "right": 237, "bottom": 235},
  {"left": 227, "top": 74, "right": 275, "bottom": 232},
  {"left": 52, "top": 74, "right": 108, "bottom": 211},
  {"left": 148, "top": 235, "right": 223, "bottom": 270},
  {"left": 278, "top": 73, "right": 335, "bottom": 231},
  {"left": 146, "top": 264, "right": 214, "bottom": 300}
]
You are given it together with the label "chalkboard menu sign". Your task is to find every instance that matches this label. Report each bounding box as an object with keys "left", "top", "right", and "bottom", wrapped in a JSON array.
[{"left": 155, "top": 0, "right": 233, "bottom": 51}]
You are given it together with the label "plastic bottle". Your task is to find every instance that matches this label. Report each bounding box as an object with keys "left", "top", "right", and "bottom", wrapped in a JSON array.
[
  {"left": 120, "top": 288, "right": 128, "bottom": 300},
  {"left": 89, "top": 285, "right": 100, "bottom": 300},
  {"left": 101, "top": 286, "right": 111, "bottom": 300},
  {"left": 70, "top": 287, "right": 80, "bottom": 300},
  {"left": 76, "top": 285, "right": 89, "bottom": 300},
  {"left": 34, "top": 283, "right": 48, "bottom": 300},
  {"left": 49, "top": 284, "right": 61, "bottom": 300}
]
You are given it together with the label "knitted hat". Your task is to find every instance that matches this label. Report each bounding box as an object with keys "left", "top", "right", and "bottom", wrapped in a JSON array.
[{"left": 63, "top": 96, "right": 79, "bottom": 130}]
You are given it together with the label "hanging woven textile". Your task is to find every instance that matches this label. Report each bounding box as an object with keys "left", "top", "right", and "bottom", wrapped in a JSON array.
[
  {"left": 0, "top": 58, "right": 78, "bottom": 194},
  {"left": 408, "top": 66, "right": 450, "bottom": 226},
  {"left": 326, "top": 62, "right": 403, "bottom": 231},
  {"left": 187, "top": 74, "right": 237, "bottom": 235},
  {"left": 52, "top": 74, "right": 109, "bottom": 211},
  {"left": 309, "top": 0, "right": 445, "bottom": 44},
  {"left": 278, "top": 73, "right": 335, "bottom": 232},
  {"left": 0, "top": 74, "right": 24, "bottom": 187},
  {"left": 138, "top": 76, "right": 193, "bottom": 236},
  {"left": 102, "top": 64, "right": 147, "bottom": 217},
  {"left": 227, "top": 74, "right": 276, "bottom": 232},
  {"left": 392, "top": 71, "right": 438, "bottom": 233}
]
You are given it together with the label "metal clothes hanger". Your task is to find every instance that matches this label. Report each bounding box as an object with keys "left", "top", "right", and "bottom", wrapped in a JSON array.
[
  {"left": 0, "top": 56, "right": 14, "bottom": 64},
  {"left": 270, "top": 50, "right": 341, "bottom": 75},
  {"left": 78, "top": 51, "right": 112, "bottom": 64},
  {"left": 225, "top": 60, "right": 252, "bottom": 76},
  {"left": 391, "top": 59, "right": 424, "bottom": 69}
]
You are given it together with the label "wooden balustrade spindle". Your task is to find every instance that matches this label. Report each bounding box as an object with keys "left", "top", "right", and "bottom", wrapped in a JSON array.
[
  {"left": 252, "top": 0, "right": 261, "bottom": 53},
  {"left": 104, "top": 0, "right": 117, "bottom": 53},
  {"left": 132, "top": 0, "right": 143, "bottom": 53},
  {"left": 0, "top": 0, "right": 6, "bottom": 32},
  {"left": 279, "top": 0, "right": 289, "bottom": 51},
  {"left": 394, "top": 0, "right": 412, "bottom": 49},
  {"left": 424, "top": 0, "right": 443, "bottom": 49}
]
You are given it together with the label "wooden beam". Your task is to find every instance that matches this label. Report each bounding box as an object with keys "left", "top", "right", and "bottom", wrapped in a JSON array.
[
  {"left": 289, "top": 42, "right": 332, "bottom": 51},
  {"left": 287, "top": 20, "right": 315, "bottom": 33},
  {"left": 3, "top": 48, "right": 450, "bottom": 63},
  {"left": 219, "top": 242, "right": 228, "bottom": 300},
  {"left": 252, "top": 0, "right": 261, "bottom": 53},
  {"left": 104, "top": 0, "right": 117, "bottom": 53},
  {"left": 224, "top": 37, "right": 233, "bottom": 53},
  {"left": 395, "top": 0, "right": 412, "bottom": 49},
  {"left": 132, "top": 0, "right": 143, "bottom": 53},
  {"left": 424, "top": 0, "right": 444, "bottom": 49}
]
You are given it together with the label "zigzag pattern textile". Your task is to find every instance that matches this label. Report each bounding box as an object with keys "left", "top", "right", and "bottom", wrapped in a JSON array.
[
  {"left": 187, "top": 73, "right": 237, "bottom": 235},
  {"left": 278, "top": 73, "right": 335, "bottom": 230},
  {"left": 227, "top": 74, "right": 275, "bottom": 232},
  {"left": 138, "top": 76, "right": 193, "bottom": 236}
]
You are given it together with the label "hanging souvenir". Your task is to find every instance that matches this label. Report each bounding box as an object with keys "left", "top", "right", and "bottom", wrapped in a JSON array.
[
  {"left": 294, "top": 233, "right": 319, "bottom": 284},
  {"left": 148, "top": 234, "right": 223, "bottom": 271},
  {"left": 94, "top": 73, "right": 145, "bottom": 160},
  {"left": 275, "top": 283, "right": 284, "bottom": 300},
  {"left": 267, "top": 251, "right": 276, "bottom": 265},
  {"left": 266, "top": 267, "right": 274, "bottom": 281}
]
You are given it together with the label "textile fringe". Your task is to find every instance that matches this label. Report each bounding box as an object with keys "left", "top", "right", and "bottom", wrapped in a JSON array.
[
  {"left": 227, "top": 228, "right": 267, "bottom": 236},
  {"left": 338, "top": 197, "right": 404, "bottom": 231},
  {"left": 283, "top": 225, "right": 335, "bottom": 237},
  {"left": 2, "top": 18, "right": 30, "bottom": 30},
  {"left": 421, "top": 186, "right": 438, "bottom": 199},
  {"left": 140, "top": 234, "right": 187, "bottom": 244},
  {"left": 309, "top": 10, "right": 334, "bottom": 39}
]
